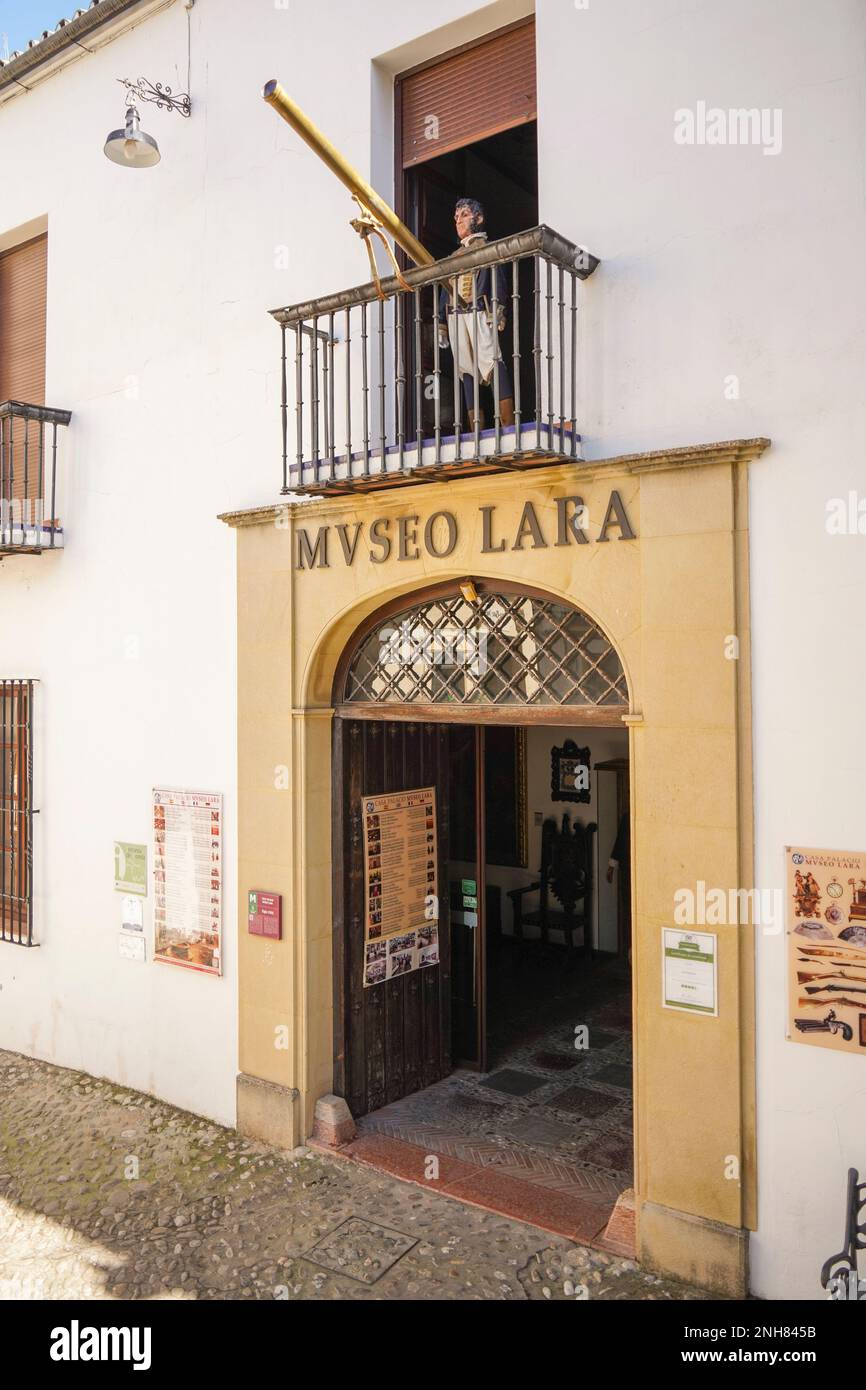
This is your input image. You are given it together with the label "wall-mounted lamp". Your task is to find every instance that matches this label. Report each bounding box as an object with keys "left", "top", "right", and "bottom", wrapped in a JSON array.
[
  {"left": 104, "top": 77, "right": 191, "bottom": 169},
  {"left": 459, "top": 580, "right": 480, "bottom": 605}
]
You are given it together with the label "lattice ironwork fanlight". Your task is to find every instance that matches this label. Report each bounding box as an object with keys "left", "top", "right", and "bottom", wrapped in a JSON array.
[{"left": 343, "top": 590, "right": 628, "bottom": 708}]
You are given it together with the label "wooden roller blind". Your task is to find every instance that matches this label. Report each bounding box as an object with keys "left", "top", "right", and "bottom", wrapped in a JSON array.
[
  {"left": 0, "top": 234, "right": 47, "bottom": 406},
  {"left": 399, "top": 19, "right": 536, "bottom": 168}
]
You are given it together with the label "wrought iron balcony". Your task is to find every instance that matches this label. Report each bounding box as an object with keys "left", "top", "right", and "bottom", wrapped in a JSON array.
[
  {"left": 270, "top": 225, "right": 598, "bottom": 496},
  {"left": 0, "top": 401, "right": 71, "bottom": 555}
]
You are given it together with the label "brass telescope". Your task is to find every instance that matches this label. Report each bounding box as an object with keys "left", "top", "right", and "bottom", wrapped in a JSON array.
[{"left": 263, "top": 79, "right": 434, "bottom": 269}]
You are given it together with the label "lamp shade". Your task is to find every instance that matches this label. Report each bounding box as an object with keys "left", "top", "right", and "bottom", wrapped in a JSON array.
[{"left": 104, "top": 105, "right": 160, "bottom": 168}]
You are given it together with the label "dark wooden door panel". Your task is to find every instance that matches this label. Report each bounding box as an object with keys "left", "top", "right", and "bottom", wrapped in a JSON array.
[{"left": 336, "top": 717, "right": 451, "bottom": 1118}]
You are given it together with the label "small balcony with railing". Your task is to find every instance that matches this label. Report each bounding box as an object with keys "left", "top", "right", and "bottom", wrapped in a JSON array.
[
  {"left": 0, "top": 401, "right": 72, "bottom": 555},
  {"left": 271, "top": 225, "right": 598, "bottom": 497}
]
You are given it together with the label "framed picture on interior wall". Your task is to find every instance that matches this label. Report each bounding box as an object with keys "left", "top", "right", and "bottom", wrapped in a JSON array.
[{"left": 551, "top": 739, "right": 591, "bottom": 804}]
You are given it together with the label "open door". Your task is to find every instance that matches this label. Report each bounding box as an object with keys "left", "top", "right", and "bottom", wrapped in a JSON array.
[
  {"left": 333, "top": 717, "right": 452, "bottom": 1118},
  {"left": 447, "top": 725, "right": 487, "bottom": 1070}
]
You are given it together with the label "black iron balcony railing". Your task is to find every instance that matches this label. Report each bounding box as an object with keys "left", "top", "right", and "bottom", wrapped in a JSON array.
[
  {"left": 0, "top": 401, "right": 72, "bottom": 555},
  {"left": 270, "top": 225, "right": 598, "bottom": 496}
]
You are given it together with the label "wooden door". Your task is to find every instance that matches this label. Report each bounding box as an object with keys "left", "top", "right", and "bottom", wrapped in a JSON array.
[
  {"left": 0, "top": 234, "right": 48, "bottom": 516},
  {"left": 334, "top": 717, "right": 452, "bottom": 1118}
]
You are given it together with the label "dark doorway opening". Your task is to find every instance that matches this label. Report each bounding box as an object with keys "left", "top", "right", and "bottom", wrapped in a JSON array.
[
  {"left": 445, "top": 721, "right": 632, "bottom": 1077},
  {"left": 334, "top": 713, "right": 635, "bottom": 1249},
  {"left": 403, "top": 122, "right": 539, "bottom": 259},
  {"left": 399, "top": 123, "right": 539, "bottom": 444}
]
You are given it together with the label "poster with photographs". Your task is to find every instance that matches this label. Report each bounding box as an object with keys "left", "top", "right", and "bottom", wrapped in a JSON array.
[
  {"left": 787, "top": 844, "right": 866, "bottom": 1054},
  {"left": 153, "top": 789, "right": 222, "bottom": 976},
  {"left": 362, "top": 786, "right": 439, "bottom": 988}
]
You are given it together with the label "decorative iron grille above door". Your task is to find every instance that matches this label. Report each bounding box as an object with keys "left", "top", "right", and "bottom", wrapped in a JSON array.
[{"left": 338, "top": 585, "right": 628, "bottom": 712}]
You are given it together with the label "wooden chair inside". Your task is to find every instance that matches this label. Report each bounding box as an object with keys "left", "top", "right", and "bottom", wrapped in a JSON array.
[{"left": 507, "top": 813, "right": 597, "bottom": 955}]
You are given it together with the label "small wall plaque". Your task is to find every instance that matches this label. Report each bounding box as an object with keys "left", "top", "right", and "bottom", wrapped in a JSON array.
[
  {"left": 249, "top": 890, "right": 282, "bottom": 939},
  {"left": 119, "top": 933, "right": 146, "bottom": 962}
]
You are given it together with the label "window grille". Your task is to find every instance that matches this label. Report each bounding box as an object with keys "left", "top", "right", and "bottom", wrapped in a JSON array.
[
  {"left": 1, "top": 680, "right": 35, "bottom": 945},
  {"left": 343, "top": 591, "right": 628, "bottom": 708}
]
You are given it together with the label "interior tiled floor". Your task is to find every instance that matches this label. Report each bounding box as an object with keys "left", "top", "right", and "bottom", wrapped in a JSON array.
[{"left": 339, "top": 945, "right": 635, "bottom": 1252}]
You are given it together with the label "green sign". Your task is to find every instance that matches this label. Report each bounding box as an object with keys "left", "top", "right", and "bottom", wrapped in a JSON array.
[
  {"left": 463, "top": 895, "right": 478, "bottom": 909},
  {"left": 114, "top": 842, "right": 147, "bottom": 895},
  {"left": 461, "top": 878, "right": 476, "bottom": 896}
]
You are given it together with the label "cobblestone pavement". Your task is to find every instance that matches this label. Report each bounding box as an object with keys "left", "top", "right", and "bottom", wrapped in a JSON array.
[{"left": 0, "top": 1051, "right": 711, "bottom": 1301}]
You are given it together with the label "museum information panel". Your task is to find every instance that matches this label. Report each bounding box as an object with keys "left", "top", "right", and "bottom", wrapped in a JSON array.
[{"left": 362, "top": 787, "right": 439, "bottom": 988}]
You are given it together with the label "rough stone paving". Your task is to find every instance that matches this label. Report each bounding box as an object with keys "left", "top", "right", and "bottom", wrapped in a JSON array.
[{"left": 0, "top": 1050, "right": 710, "bottom": 1301}]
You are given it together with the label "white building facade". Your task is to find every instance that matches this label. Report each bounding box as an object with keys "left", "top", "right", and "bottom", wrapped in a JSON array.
[{"left": 0, "top": 0, "right": 863, "bottom": 1301}]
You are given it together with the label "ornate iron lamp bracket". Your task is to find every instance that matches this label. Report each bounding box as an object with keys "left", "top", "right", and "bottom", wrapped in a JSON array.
[{"left": 117, "top": 77, "right": 191, "bottom": 117}]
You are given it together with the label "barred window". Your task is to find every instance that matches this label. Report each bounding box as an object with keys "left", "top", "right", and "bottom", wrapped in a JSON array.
[
  {"left": 1, "top": 680, "right": 35, "bottom": 946},
  {"left": 342, "top": 590, "right": 628, "bottom": 708}
]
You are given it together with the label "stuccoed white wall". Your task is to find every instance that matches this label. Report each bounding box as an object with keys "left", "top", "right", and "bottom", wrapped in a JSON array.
[{"left": 1, "top": 0, "right": 863, "bottom": 1296}]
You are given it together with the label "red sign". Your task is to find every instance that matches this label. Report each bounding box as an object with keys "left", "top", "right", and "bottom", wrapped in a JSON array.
[{"left": 248, "top": 890, "right": 281, "bottom": 939}]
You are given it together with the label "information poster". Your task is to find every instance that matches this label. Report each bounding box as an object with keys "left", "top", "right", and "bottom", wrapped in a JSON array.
[
  {"left": 662, "top": 929, "right": 718, "bottom": 1015},
  {"left": 786, "top": 845, "right": 866, "bottom": 1054},
  {"left": 153, "top": 789, "right": 222, "bottom": 976},
  {"left": 114, "top": 842, "right": 147, "bottom": 895},
  {"left": 362, "top": 786, "right": 438, "bottom": 988}
]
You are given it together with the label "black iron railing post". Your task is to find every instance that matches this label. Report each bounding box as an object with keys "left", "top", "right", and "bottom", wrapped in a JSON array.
[
  {"left": 396, "top": 293, "right": 406, "bottom": 471},
  {"left": 294, "top": 324, "right": 303, "bottom": 491},
  {"left": 533, "top": 256, "right": 542, "bottom": 450},
  {"left": 452, "top": 274, "right": 461, "bottom": 461},
  {"left": 512, "top": 259, "right": 522, "bottom": 452},
  {"left": 413, "top": 288, "right": 423, "bottom": 463},
  {"left": 280, "top": 324, "right": 288, "bottom": 493},
  {"left": 345, "top": 306, "right": 352, "bottom": 472},
  {"left": 492, "top": 266, "right": 501, "bottom": 455},
  {"left": 433, "top": 280, "right": 442, "bottom": 467},
  {"left": 570, "top": 269, "right": 578, "bottom": 458},
  {"left": 471, "top": 270, "right": 481, "bottom": 457},
  {"left": 361, "top": 302, "right": 370, "bottom": 477},
  {"left": 377, "top": 297, "right": 386, "bottom": 473}
]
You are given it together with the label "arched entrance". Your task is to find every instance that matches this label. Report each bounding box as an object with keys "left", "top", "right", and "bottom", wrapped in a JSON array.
[
  {"left": 330, "top": 578, "right": 634, "bottom": 1239},
  {"left": 227, "top": 442, "right": 762, "bottom": 1294}
]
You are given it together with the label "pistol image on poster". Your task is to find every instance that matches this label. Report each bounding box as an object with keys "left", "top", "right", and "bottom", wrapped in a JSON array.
[{"left": 794, "top": 1009, "right": 853, "bottom": 1041}]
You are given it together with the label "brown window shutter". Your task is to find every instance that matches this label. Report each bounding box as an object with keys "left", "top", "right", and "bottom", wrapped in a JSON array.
[
  {"left": 399, "top": 19, "right": 536, "bottom": 168},
  {"left": 0, "top": 233, "right": 48, "bottom": 406}
]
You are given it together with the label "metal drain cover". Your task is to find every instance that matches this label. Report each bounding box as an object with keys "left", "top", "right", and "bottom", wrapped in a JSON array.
[{"left": 303, "top": 1216, "right": 417, "bottom": 1284}]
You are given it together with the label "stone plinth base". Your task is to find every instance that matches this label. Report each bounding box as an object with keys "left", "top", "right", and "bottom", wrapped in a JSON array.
[
  {"left": 236, "top": 1073, "right": 299, "bottom": 1150},
  {"left": 639, "top": 1199, "right": 749, "bottom": 1297}
]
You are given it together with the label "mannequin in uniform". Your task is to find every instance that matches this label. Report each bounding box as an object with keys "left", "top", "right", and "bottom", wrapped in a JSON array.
[{"left": 438, "top": 198, "right": 515, "bottom": 431}]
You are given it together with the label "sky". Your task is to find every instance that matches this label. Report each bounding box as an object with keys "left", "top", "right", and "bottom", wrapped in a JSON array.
[{"left": 0, "top": 1, "right": 71, "bottom": 57}]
